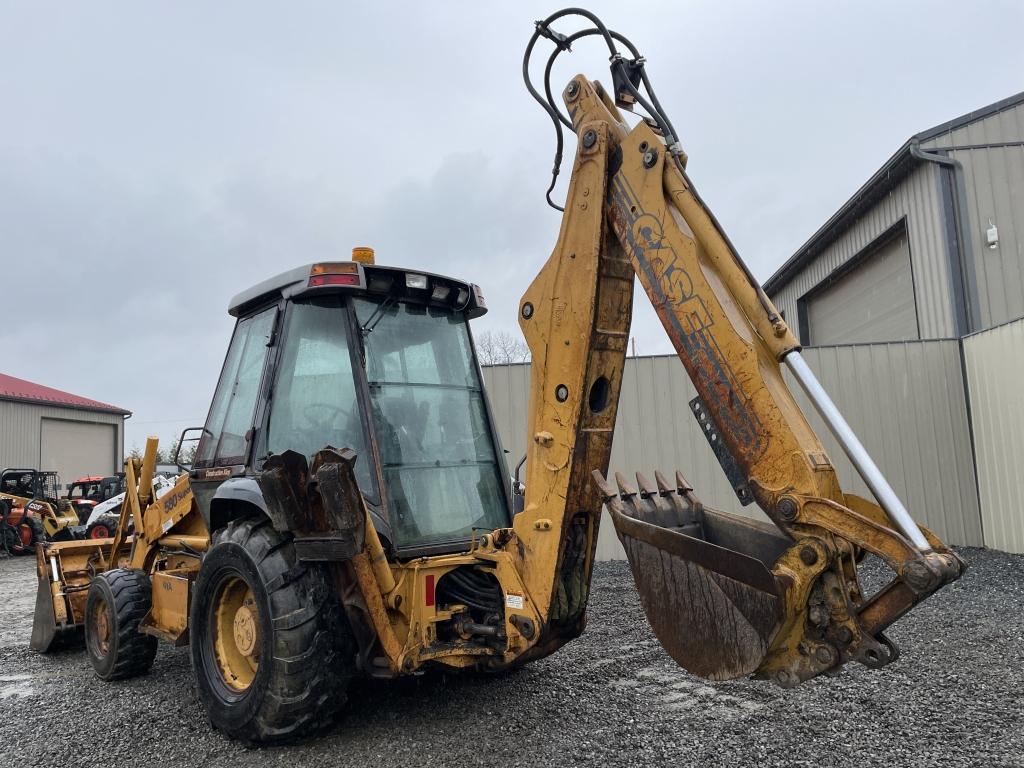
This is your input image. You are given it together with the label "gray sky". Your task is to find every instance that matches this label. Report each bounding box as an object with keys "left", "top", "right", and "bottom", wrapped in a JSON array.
[{"left": 2, "top": 0, "right": 1022, "bottom": 452}]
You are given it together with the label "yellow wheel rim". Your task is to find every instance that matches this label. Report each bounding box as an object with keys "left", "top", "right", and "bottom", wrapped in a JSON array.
[
  {"left": 212, "top": 575, "right": 260, "bottom": 692},
  {"left": 90, "top": 598, "right": 111, "bottom": 656}
]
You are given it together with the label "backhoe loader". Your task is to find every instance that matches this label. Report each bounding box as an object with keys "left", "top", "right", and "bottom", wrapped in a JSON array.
[{"left": 30, "top": 8, "right": 964, "bottom": 743}]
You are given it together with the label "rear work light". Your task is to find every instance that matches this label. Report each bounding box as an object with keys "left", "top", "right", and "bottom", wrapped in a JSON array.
[
  {"left": 471, "top": 284, "right": 486, "bottom": 309},
  {"left": 308, "top": 273, "right": 361, "bottom": 287},
  {"left": 406, "top": 273, "right": 428, "bottom": 290}
]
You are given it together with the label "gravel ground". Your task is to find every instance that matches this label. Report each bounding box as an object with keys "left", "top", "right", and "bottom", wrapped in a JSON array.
[{"left": 0, "top": 547, "right": 1020, "bottom": 767}]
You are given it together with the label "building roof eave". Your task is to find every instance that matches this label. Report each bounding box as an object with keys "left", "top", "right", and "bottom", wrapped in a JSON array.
[
  {"left": 0, "top": 372, "right": 131, "bottom": 416},
  {"left": 763, "top": 89, "right": 1024, "bottom": 296}
]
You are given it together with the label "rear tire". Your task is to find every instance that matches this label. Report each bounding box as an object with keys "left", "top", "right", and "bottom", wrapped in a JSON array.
[
  {"left": 1, "top": 509, "right": 41, "bottom": 555},
  {"left": 190, "top": 516, "right": 354, "bottom": 743},
  {"left": 85, "top": 569, "right": 158, "bottom": 680},
  {"left": 14, "top": 517, "right": 43, "bottom": 554}
]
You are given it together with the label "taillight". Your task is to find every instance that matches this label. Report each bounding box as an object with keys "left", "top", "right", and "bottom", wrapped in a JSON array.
[
  {"left": 310, "top": 262, "right": 359, "bottom": 275},
  {"left": 308, "top": 273, "right": 361, "bottom": 287},
  {"left": 424, "top": 574, "right": 436, "bottom": 606}
]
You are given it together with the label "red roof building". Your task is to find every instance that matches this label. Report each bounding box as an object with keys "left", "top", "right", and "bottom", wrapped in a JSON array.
[{"left": 0, "top": 372, "right": 130, "bottom": 416}]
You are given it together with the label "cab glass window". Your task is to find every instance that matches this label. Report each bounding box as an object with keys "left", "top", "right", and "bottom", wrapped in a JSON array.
[
  {"left": 354, "top": 298, "right": 507, "bottom": 549},
  {"left": 266, "top": 298, "right": 375, "bottom": 497},
  {"left": 195, "top": 307, "right": 276, "bottom": 467}
]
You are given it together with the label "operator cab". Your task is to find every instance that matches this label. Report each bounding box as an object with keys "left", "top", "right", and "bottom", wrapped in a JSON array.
[
  {"left": 1, "top": 469, "right": 61, "bottom": 502},
  {"left": 191, "top": 250, "right": 511, "bottom": 558}
]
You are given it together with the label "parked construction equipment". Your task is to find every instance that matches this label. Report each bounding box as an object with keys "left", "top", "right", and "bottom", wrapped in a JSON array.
[
  {"left": 65, "top": 474, "right": 126, "bottom": 525},
  {"left": 1, "top": 468, "right": 81, "bottom": 551},
  {"left": 30, "top": 8, "right": 964, "bottom": 744},
  {"left": 82, "top": 473, "right": 175, "bottom": 539}
]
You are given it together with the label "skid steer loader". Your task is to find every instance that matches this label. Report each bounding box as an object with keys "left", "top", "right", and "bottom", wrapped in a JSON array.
[{"left": 31, "top": 8, "right": 964, "bottom": 744}]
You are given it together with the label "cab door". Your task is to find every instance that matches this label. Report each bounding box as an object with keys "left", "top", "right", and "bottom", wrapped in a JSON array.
[{"left": 191, "top": 306, "right": 277, "bottom": 519}]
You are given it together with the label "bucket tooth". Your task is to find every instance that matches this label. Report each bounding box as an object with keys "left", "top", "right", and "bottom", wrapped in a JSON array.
[
  {"left": 592, "top": 471, "right": 618, "bottom": 501},
  {"left": 654, "top": 470, "right": 673, "bottom": 495},
  {"left": 636, "top": 472, "right": 658, "bottom": 499},
  {"left": 614, "top": 472, "right": 637, "bottom": 498}
]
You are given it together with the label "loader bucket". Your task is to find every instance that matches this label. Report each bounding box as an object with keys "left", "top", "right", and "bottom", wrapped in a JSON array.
[
  {"left": 30, "top": 566, "right": 81, "bottom": 652},
  {"left": 30, "top": 539, "right": 123, "bottom": 652},
  {"left": 595, "top": 470, "right": 791, "bottom": 680}
]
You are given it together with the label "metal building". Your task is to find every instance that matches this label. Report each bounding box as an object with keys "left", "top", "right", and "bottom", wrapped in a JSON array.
[
  {"left": 483, "top": 342, "right": 991, "bottom": 560},
  {"left": 766, "top": 90, "right": 1024, "bottom": 344},
  {"left": 485, "top": 315, "right": 1024, "bottom": 556},
  {"left": 0, "top": 372, "right": 130, "bottom": 487}
]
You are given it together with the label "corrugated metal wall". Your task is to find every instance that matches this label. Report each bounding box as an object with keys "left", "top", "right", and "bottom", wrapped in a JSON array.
[
  {"left": 963, "top": 317, "right": 1024, "bottom": 553},
  {"left": 923, "top": 101, "right": 1024, "bottom": 330},
  {"left": 787, "top": 343, "right": 982, "bottom": 547},
  {"left": 483, "top": 340, "right": 984, "bottom": 560},
  {"left": 770, "top": 162, "right": 956, "bottom": 341},
  {"left": 0, "top": 401, "right": 124, "bottom": 484}
]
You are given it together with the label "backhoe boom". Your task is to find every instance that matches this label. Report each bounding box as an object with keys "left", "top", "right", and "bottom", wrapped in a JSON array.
[{"left": 516, "top": 25, "right": 963, "bottom": 684}]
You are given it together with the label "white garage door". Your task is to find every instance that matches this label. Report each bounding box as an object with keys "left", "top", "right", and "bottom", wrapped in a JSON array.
[
  {"left": 40, "top": 418, "right": 117, "bottom": 487},
  {"left": 804, "top": 233, "right": 919, "bottom": 346}
]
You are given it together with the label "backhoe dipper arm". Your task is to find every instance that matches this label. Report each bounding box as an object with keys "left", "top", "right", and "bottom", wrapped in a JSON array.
[{"left": 514, "top": 12, "right": 963, "bottom": 686}]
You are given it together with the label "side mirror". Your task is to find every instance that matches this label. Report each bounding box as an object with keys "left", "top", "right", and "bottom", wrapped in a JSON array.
[
  {"left": 512, "top": 453, "right": 527, "bottom": 514},
  {"left": 174, "top": 427, "right": 206, "bottom": 473}
]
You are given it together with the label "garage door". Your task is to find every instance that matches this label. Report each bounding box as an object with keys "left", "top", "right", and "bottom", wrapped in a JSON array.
[
  {"left": 39, "top": 418, "right": 117, "bottom": 488},
  {"left": 804, "top": 233, "right": 919, "bottom": 345}
]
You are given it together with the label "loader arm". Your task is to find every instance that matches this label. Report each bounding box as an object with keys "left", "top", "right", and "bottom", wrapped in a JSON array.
[{"left": 514, "top": 10, "right": 964, "bottom": 685}]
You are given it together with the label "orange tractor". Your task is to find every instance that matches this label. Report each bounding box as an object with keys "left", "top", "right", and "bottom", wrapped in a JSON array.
[{"left": 1, "top": 468, "right": 81, "bottom": 554}]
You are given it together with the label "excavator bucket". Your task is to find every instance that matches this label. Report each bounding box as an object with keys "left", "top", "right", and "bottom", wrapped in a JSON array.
[{"left": 595, "top": 470, "right": 791, "bottom": 680}]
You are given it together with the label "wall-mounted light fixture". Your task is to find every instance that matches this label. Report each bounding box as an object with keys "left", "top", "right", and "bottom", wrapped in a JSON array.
[{"left": 986, "top": 219, "right": 999, "bottom": 250}]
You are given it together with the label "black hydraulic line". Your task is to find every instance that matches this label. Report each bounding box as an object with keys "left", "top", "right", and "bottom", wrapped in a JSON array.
[
  {"left": 543, "top": 28, "right": 643, "bottom": 131},
  {"left": 523, "top": 19, "right": 572, "bottom": 210},
  {"left": 524, "top": 8, "right": 784, "bottom": 326},
  {"left": 535, "top": 27, "right": 642, "bottom": 211},
  {"left": 525, "top": 9, "right": 630, "bottom": 210}
]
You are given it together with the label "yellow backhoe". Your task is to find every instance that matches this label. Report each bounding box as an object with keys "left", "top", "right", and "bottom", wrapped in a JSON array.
[{"left": 30, "top": 8, "right": 964, "bottom": 743}]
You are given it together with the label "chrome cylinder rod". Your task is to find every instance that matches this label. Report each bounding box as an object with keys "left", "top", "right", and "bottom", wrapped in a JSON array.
[{"left": 783, "top": 350, "right": 931, "bottom": 552}]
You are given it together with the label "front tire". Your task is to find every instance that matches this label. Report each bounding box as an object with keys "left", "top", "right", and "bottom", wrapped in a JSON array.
[
  {"left": 85, "top": 569, "right": 158, "bottom": 680},
  {"left": 190, "top": 516, "right": 354, "bottom": 743}
]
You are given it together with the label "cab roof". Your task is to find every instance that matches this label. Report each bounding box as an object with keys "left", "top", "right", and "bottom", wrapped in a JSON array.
[{"left": 227, "top": 261, "right": 487, "bottom": 320}]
